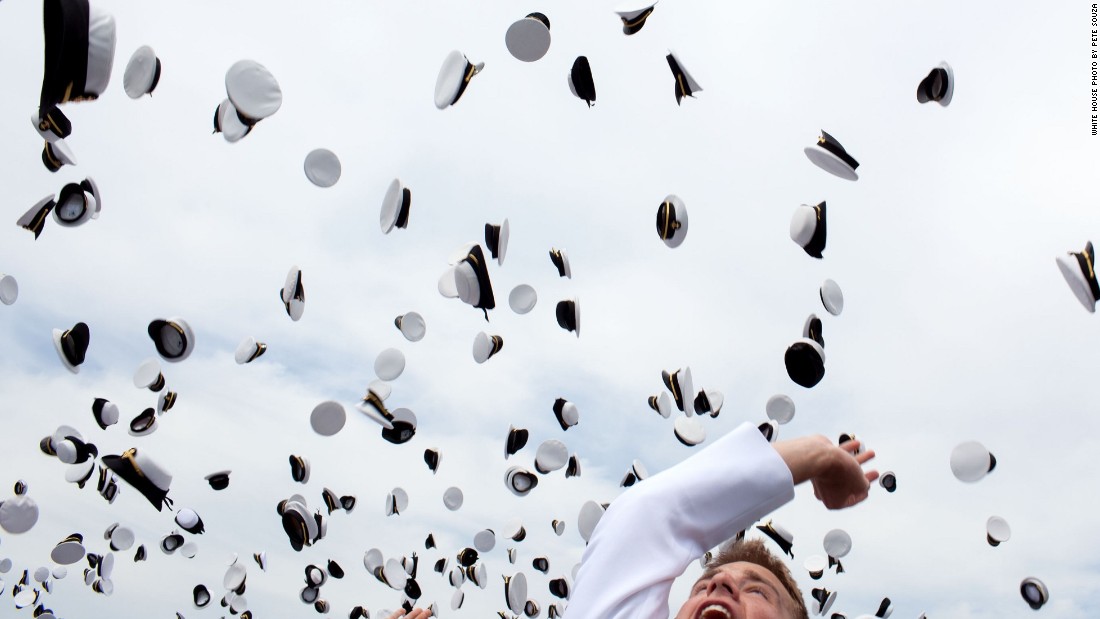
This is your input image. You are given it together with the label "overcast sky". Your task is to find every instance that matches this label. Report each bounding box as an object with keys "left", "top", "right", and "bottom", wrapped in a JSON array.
[{"left": 1, "top": 0, "right": 1099, "bottom": 618}]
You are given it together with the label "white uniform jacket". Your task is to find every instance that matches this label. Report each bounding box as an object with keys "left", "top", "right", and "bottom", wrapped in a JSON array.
[{"left": 564, "top": 422, "right": 796, "bottom": 619}]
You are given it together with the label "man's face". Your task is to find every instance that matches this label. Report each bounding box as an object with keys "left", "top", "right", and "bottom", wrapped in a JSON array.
[{"left": 674, "top": 561, "right": 795, "bottom": 619}]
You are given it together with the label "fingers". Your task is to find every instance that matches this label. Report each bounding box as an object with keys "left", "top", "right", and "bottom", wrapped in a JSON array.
[
  {"left": 387, "top": 611, "right": 407, "bottom": 619},
  {"left": 865, "top": 470, "right": 880, "bottom": 483}
]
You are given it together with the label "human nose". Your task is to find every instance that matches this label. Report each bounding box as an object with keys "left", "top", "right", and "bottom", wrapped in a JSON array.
[{"left": 706, "top": 572, "right": 742, "bottom": 600}]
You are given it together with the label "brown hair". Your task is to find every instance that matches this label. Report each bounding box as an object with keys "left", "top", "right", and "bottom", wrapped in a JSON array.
[{"left": 701, "top": 538, "right": 809, "bottom": 619}]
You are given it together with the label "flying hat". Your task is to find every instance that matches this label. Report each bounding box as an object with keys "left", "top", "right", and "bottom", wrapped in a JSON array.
[
  {"left": 147, "top": 318, "right": 195, "bottom": 362},
  {"left": 66, "top": 459, "right": 96, "bottom": 488},
  {"left": 535, "top": 440, "right": 569, "bottom": 474},
  {"left": 18, "top": 195, "right": 57, "bottom": 239},
  {"left": 51, "top": 534, "right": 86, "bottom": 564},
  {"left": 101, "top": 448, "right": 173, "bottom": 510},
  {"left": 1056, "top": 241, "right": 1100, "bottom": 312},
  {"left": 225, "top": 59, "right": 282, "bottom": 124},
  {"left": 950, "top": 441, "right": 996, "bottom": 482},
  {"left": 790, "top": 201, "right": 826, "bottom": 259},
  {"left": 289, "top": 455, "right": 310, "bottom": 484},
  {"left": 555, "top": 298, "right": 581, "bottom": 337},
  {"left": 674, "top": 415, "right": 706, "bottom": 446},
  {"left": 424, "top": 448, "right": 441, "bottom": 473},
  {"left": 454, "top": 245, "right": 496, "bottom": 319},
  {"left": 616, "top": 2, "right": 657, "bottom": 35},
  {"left": 123, "top": 46, "right": 161, "bottom": 98},
  {"left": 693, "top": 389, "right": 723, "bottom": 418},
  {"left": 804, "top": 555, "right": 827, "bottom": 580},
  {"left": 175, "top": 508, "right": 205, "bottom": 535},
  {"left": 37, "top": 0, "right": 117, "bottom": 122},
  {"left": 875, "top": 597, "right": 894, "bottom": 618},
  {"left": 504, "top": 518, "right": 527, "bottom": 542},
  {"left": 156, "top": 390, "right": 177, "bottom": 415},
  {"left": 666, "top": 51, "right": 701, "bottom": 105},
  {"left": 820, "top": 279, "right": 844, "bottom": 316},
  {"left": 234, "top": 337, "right": 266, "bottom": 364},
  {"left": 357, "top": 389, "right": 396, "bottom": 431},
  {"left": 553, "top": 398, "right": 580, "bottom": 431},
  {"left": 310, "top": 401, "right": 346, "bottom": 436},
  {"left": 567, "top": 450, "right": 585, "bottom": 474},
  {"left": 505, "top": 466, "right": 539, "bottom": 497},
  {"left": 381, "top": 408, "right": 417, "bottom": 444},
  {"left": 811, "top": 587, "right": 837, "bottom": 615},
  {"left": 656, "top": 195, "right": 689, "bottom": 247},
  {"left": 1020, "top": 577, "right": 1049, "bottom": 610},
  {"left": 756, "top": 520, "right": 794, "bottom": 558},
  {"left": 395, "top": 312, "right": 426, "bottom": 341},
  {"left": 577, "top": 500, "right": 605, "bottom": 542},
  {"left": 506, "top": 13, "right": 551, "bottom": 62},
  {"left": 532, "top": 557, "right": 550, "bottom": 574},
  {"left": 485, "top": 219, "right": 510, "bottom": 265},
  {"left": 504, "top": 571, "right": 528, "bottom": 615},
  {"left": 205, "top": 471, "right": 230, "bottom": 491},
  {"left": 473, "top": 332, "right": 504, "bottom": 364},
  {"left": 41, "top": 139, "right": 78, "bottom": 172},
  {"left": 549, "top": 248, "right": 572, "bottom": 278},
  {"left": 916, "top": 62, "right": 954, "bottom": 106},
  {"left": 474, "top": 529, "right": 496, "bottom": 553},
  {"left": 380, "top": 178, "right": 412, "bottom": 233},
  {"left": 553, "top": 519, "right": 566, "bottom": 535},
  {"left": 92, "top": 398, "right": 119, "bottom": 429},
  {"left": 305, "top": 563, "right": 327, "bottom": 587},
  {"left": 648, "top": 392, "right": 672, "bottom": 418},
  {"left": 821, "top": 530, "right": 852, "bottom": 568},
  {"left": 785, "top": 337, "right": 826, "bottom": 388},
  {"left": 133, "top": 358, "right": 166, "bottom": 391},
  {"left": 804, "top": 314, "right": 824, "bottom": 347},
  {"left": 303, "top": 149, "right": 341, "bottom": 188},
  {"left": 0, "top": 274, "right": 18, "bottom": 306},
  {"left": 509, "top": 284, "right": 538, "bottom": 314},
  {"left": 212, "top": 98, "right": 251, "bottom": 143},
  {"left": 620, "top": 459, "right": 648, "bottom": 487},
  {"left": 879, "top": 471, "right": 897, "bottom": 492},
  {"left": 33, "top": 105, "right": 72, "bottom": 143},
  {"left": 506, "top": 426, "right": 529, "bottom": 458},
  {"left": 374, "top": 348, "right": 406, "bottom": 381},
  {"left": 53, "top": 179, "right": 100, "bottom": 227},
  {"left": 280, "top": 266, "right": 305, "bottom": 321},
  {"left": 549, "top": 578, "right": 570, "bottom": 600},
  {"left": 52, "top": 321, "right": 90, "bottom": 373},
  {"left": 253, "top": 551, "right": 267, "bottom": 570},
  {"left": 766, "top": 394, "right": 796, "bottom": 424},
  {"left": 662, "top": 366, "right": 694, "bottom": 414},
  {"left": 986, "top": 516, "right": 1011, "bottom": 546},
  {"left": 443, "top": 487, "right": 463, "bottom": 511},
  {"left": 805, "top": 130, "right": 859, "bottom": 181},
  {"left": 456, "top": 547, "right": 479, "bottom": 568},
  {"left": 435, "top": 50, "right": 484, "bottom": 109},
  {"left": 568, "top": 56, "right": 596, "bottom": 107}
]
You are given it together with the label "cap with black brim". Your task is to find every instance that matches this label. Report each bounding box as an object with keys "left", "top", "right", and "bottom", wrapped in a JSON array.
[
  {"left": 17, "top": 195, "right": 57, "bottom": 239},
  {"left": 811, "top": 587, "right": 837, "bottom": 615},
  {"left": 804, "top": 554, "right": 827, "bottom": 580},
  {"left": 674, "top": 416, "right": 706, "bottom": 446},
  {"left": 213, "top": 98, "right": 251, "bottom": 142},
  {"left": 279, "top": 266, "right": 305, "bottom": 321},
  {"left": 505, "top": 466, "right": 539, "bottom": 497},
  {"left": 53, "top": 181, "right": 98, "bottom": 227},
  {"left": 1056, "top": 241, "right": 1100, "bottom": 312},
  {"left": 485, "top": 219, "right": 510, "bottom": 265},
  {"left": 577, "top": 500, "right": 605, "bottom": 543},
  {"left": 615, "top": 2, "right": 657, "bottom": 35},
  {"left": 804, "top": 130, "right": 859, "bottom": 181},
  {"left": 50, "top": 534, "right": 86, "bottom": 565},
  {"left": 879, "top": 471, "right": 897, "bottom": 492},
  {"left": 38, "top": 0, "right": 117, "bottom": 118},
  {"left": 52, "top": 322, "right": 90, "bottom": 374},
  {"left": 505, "top": 571, "right": 528, "bottom": 615},
  {"left": 175, "top": 508, "right": 205, "bottom": 535},
  {"left": 803, "top": 314, "right": 824, "bottom": 348},
  {"left": 147, "top": 318, "right": 195, "bottom": 362},
  {"left": 506, "top": 426, "right": 529, "bottom": 458},
  {"left": 766, "top": 394, "right": 796, "bottom": 424},
  {"left": 454, "top": 245, "right": 496, "bottom": 320},
  {"left": 473, "top": 332, "right": 504, "bottom": 364},
  {"left": 101, "top": 448, "right": 173, "bottom": 511},
  {"left": 555, "top": 298, "right": 581, "bottom": 337},
  {"left": 235, "top": 337, "right": 266, "bottom": 364},
  {"left": 41, "top": 139, "right": 77, "bottom": 172},
  {"left": 380, "top": 178, "right": 412, "bottom": 233},
  {"left": 656, "top": 195, "right": 688, "bottom": 247},
  {"left": 128, "top": 407, "right": 157, "bottom": 437},
  {"left": 568, "top": 56, "right": 596, "bottom": 107},
  {"left": 133, "top": 358, "right": 165, "bottom": 391},
  {"left": 662, "top": 367, "right": 694, "bottom": 414},
  {"left": 434, "top": 50, "right": 484, "bottom": 109},
  {"left": 823, "top": 528, "right": 852, "bottom": 559},
  {"left": 693, "top": 389, "right": 723, "bottom": 418},
  {"left": 553, "top": 398, "right": 579, "bottom": 431},
  {"left": 92, "top": 398, "right": 119, "bottom": 429},
  {"left": 950, "top": 441, "right": 996, "bottom": 482},
  {"left": 303, "top": 149, "right": 341, "bottom": 188},
  {"left": 756, "top": 519, "right": 794, "bottom": 558},
  {"left": 785, "top": 338, "right": 825, "bottom": 388},
  {"left": 666, "top": 51, "right": 702, "bottom": 105},
  {"left": 205, "top": 470, "right": 230, "bottom": 491},
  {"left": 549, "top": 248, "right": 572, "bottom": 278},
  {"left": 916, "top": 62, "right": 954, "bottom": 106},
  {"left": 225, "top": 59, "right": 282, "bottom": 124},
  {"left": 381, "top": 408, "right": 417, "bottom": 444},
  {"left": 986, "top": 516, "right": 1011, "bottom": 546},
  {"left": 509, "top": 285, "right": 538, "bottom": 314},
  {"left": 395, "top": 312, "right": 426, "bottom": 341},
  {"left": 535, "top": 440, "right": 569, "bottom": 474},
  {"left": 506, "top": 13, "right": 551, "bottom": 62},
  {"left": 123, "top": 46, "right": 160, "bottom": 98},
  {"left": 1020, "top": 577, "right": 1048, "bottom": 609},
  {"left": 648, "top": 392, "right": 672, "bottom": 418},
  {"left": 820, "top": 279, "right": 844, "bottom": 316},
  {"left": 790, "top": 201, "right": 826, "bottom": 259},
  {"left": 424, "top": 448, "right": 441, "bottom": 473}
]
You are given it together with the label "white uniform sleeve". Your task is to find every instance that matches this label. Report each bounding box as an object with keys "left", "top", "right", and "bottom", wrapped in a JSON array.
[{"left": 564, "top": 422, "right": 795, "bottom": 619}]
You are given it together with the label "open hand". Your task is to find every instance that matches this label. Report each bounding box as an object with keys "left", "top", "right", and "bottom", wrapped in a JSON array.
[
  {"left": 388, "top": 609, "right": 432, "bottom": 619},
  {"left": 774, "top": 435, "right": 879, "bottom": 510}
]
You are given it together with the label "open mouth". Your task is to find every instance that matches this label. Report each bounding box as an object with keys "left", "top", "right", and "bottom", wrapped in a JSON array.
[{"left": 697, "top": 603, "right": 733, "bottom": 619}]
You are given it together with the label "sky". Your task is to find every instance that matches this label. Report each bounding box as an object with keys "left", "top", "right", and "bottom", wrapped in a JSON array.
[{"left": 1, "top": 0, "right": 1099, "bottom": 618}]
